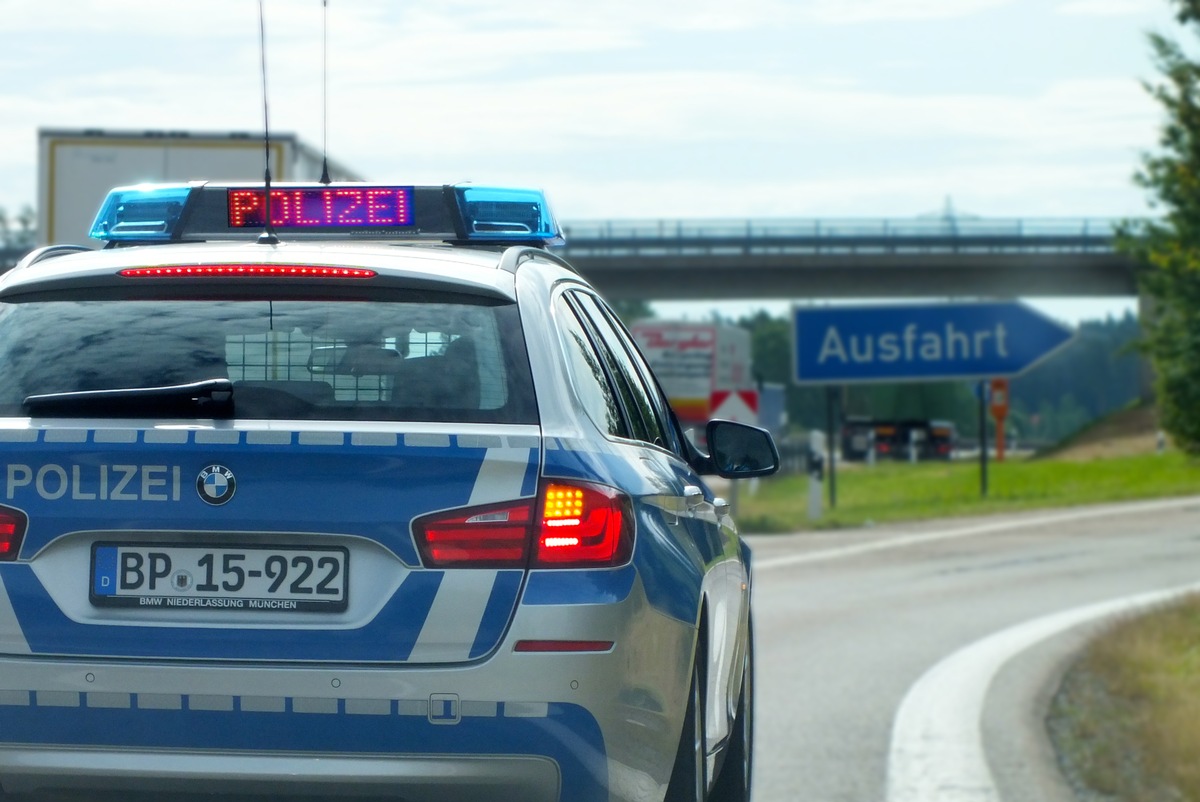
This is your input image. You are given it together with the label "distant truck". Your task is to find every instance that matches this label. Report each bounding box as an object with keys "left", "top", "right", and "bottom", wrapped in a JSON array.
[
  {"left": 842, "top": 417, "right": 957, "bottom": 461},
  {"left": 37, "top": 128, "right": 360, "bottom": 246},
  {"left": 629, "top": 322, "right": 758, "bottom": 429}
]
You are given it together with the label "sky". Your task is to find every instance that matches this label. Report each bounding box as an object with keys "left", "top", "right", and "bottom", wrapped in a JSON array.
[{"left": 0, "top": 0, "right": 1184, "bottom": 323}]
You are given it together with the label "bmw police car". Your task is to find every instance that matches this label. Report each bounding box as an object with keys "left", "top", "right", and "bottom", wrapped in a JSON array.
[{"left": 0, "top": 182, "right": 779, "bottom": 801}]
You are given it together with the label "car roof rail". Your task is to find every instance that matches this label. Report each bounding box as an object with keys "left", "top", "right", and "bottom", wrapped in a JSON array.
[
  {"left": 9, "top": 244, "right": 92, "bottom": 275},
  {"left": 498, "top": 244, "right": 579, "bottom": 276}
]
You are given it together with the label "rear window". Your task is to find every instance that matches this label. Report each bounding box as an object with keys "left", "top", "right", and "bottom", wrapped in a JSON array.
[{"left": 0, "top": 296, "right": 537, "bottom": 423}]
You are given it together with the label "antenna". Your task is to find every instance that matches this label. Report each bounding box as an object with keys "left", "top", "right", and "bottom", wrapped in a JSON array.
[
  {"left": 319, "top": 0, "right": 332, "bottom": 185},
  {"left": 257, "top": 0, "right": 280, "bottom": 245}
]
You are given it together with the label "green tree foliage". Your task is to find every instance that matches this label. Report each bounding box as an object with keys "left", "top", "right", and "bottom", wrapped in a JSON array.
[
  {"left": 0, "top": 206, "right": 36, "bottom": 248},
  {"left": 736, "top": 310, "right": 828, "bottom": 429},
  {"left": 1011, "top": 313, "right": 1145, "bottom": 444},
  {"left": 607, "top": 298, "right": 655, "bottom": 325},
  {"left": 1119, "top": 0, "right": 1200, "bottom": 454}
]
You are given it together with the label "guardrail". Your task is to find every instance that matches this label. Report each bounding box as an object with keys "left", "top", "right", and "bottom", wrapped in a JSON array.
[{"left": 560, "top": 218, "right": 1124, "bottom": 256}]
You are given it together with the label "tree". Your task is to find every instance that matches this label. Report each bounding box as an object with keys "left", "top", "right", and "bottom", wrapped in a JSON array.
[
  {"left": 607, "top": 298, "right": 655, "bottom": 325},
  {"left": 0, "top": 205, "right": 36, "bottom": 250},
  {"left": 1119, "top": 0, "right": 1200, "bottom": 454}
]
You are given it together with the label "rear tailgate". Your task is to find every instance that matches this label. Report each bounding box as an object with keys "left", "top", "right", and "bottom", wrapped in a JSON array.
[{"left": 0, "top": 422, "right": 540, "bottom": 665}]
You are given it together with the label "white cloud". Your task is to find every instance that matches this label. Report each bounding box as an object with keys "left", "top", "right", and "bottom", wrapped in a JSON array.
[
  {"left": 546, "top": 161, "right": 1150, "bottom": 220},
  {"left": 1056, "top": 0, "right": 1156, "bottom": 16},
  {"left": 799, "top": 0, "right": 1013, "bottom": 24}
]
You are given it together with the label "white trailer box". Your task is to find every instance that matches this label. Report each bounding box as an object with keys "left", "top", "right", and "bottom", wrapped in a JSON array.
[
  {"left": 630, "top": 322, "right": 756, "bottom": 426},
  {"left": 38, "top": 128, "right": 361, "bottom": 246}
]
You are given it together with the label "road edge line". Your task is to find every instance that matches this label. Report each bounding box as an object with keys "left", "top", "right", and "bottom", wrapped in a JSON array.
[{"left": 754, "top": 496, "right": 1200, "bottom": 571}]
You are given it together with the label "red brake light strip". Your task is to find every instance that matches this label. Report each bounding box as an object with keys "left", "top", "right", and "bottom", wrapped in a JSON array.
[{"left": 119, "top": 265, "right": 376, "bottom": 279}]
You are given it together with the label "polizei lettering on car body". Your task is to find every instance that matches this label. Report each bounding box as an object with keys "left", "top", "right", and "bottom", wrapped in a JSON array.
[{"left": 5, "top": 464, "right": 183, "bottom": 502}]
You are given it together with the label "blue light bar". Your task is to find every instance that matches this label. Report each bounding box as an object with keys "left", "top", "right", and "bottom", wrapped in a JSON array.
[
  {"left": 89, "top": 184, "right": 195, "bottom": 242},
  {"left": 454, "top": 186, "right": 564, "bottom": 246},
  {"left": 86, "top": 182, "right": 564, "bottom": 247}
]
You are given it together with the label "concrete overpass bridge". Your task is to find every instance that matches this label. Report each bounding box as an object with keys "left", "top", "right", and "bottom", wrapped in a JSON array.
[
  {"left": 4, "top": 217, "right": 1140, "bottom": 302},
  {"left": 559, "top": 217, "right": 1138, "bottom": 301}
]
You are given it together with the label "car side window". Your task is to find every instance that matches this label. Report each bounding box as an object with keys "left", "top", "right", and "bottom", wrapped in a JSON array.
[
  {"left": 571, "top": 292, "right": 671, "bottom": 449},
  {"left": 554, "top": 294, "right": 627, "bottom": 438},
  {"left": 588, "top": 299, "right": 686, "bottom": 456}
]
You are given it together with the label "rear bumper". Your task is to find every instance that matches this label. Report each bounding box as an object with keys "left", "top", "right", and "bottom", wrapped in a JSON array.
[
  {"left": 0, "top": 748, "right": 560, "bottom": 801},
  {"left": 0, "top": 570, "right": 694, "bottom": 802},
  {"left": 0, "top": 662, "right": 600, "bottom": 801}
]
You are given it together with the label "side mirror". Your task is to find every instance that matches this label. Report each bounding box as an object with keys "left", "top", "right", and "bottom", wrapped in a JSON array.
[{"left": 706, "top": 420, "right": 781, "bottom": 479}]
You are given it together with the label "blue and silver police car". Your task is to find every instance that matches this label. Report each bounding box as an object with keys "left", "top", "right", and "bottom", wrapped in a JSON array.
[{"left": 0, "top": 182, "right": 779, "bottom": 801}]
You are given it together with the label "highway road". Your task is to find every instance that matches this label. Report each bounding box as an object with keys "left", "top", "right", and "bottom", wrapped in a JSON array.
[{"left": 747, "top": 496, "right": 1200, "bottom": 802}]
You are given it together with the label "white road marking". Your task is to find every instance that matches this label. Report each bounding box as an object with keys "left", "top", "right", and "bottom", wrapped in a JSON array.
[
  {"left": 754, "top": 496, "right": 1200, "bottom": 571},
  {"left": 885, "top": 581, "right": 1200, "bottom": 802}
]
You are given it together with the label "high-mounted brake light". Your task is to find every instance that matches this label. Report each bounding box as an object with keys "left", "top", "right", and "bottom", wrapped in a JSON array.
[
  {"left": 412, "top": 481, "right": 633, "bottom": 569},
  {"left": 0, "top": 506, "right": 28, "bottom": 562},
  {"left": 88, "top": 181, "right": 564, "bottom": 247},
  {"left": 118, "top": 265, "right": 376, "bottom": 279}
]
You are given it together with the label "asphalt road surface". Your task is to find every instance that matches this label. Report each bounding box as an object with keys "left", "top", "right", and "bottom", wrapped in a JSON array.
[{"left": 748, "top": 496, "right": 1200, "bottom": 802}]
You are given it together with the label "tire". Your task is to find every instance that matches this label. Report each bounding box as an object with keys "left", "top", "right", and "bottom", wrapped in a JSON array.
[
  {"left": 665, "top": 647, "right": 707, "bottom": 802},
  {"left": 709, "top": 624, "right": 753, "bottom": 802}
]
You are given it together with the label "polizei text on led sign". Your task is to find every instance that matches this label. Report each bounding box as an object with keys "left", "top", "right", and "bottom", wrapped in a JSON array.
[{"left": 227, "top": 187, "right": 414, "bottom": 229}]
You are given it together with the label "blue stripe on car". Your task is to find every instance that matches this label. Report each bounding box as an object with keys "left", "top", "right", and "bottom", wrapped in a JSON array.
[{"left": 0, "top": 701, "right": 608, "bottom": 802}]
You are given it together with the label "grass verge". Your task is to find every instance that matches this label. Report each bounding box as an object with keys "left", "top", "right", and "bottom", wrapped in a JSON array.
[
  {"left": 1049, "top": 596, "right": 1200, "bottom": 802},
  {"left": 736, "top": 451, "right": 1200, "bottom": 533}
]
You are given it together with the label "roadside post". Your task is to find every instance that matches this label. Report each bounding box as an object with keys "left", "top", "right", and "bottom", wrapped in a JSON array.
[
  {"left": 825, "top": 387, "right": 838, "bottom": 509},
  {"left": 807, "top": 430, "right": 826, "bottom": 521},
  {"left": 977, "top": 381, "right": 989, "bottom": 498},
  {"left": 990, "top": 378, "right": 1010, "bottom": 462}
]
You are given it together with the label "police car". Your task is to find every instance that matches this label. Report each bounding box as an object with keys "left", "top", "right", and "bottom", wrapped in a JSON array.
[{"left": 0, "top": 182, "right": 779, "bottom": 801}]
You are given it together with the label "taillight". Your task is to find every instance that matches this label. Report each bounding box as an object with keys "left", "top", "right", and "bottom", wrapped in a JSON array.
[
  {"left": 414, "top": 500, "right": 533, "bottom": 568},
  {"left": 535, "top": 482, "right": 632, "bottom": 568},
  {"left": 0, "top": 506, "right": 28, "bottom": 561},
  {"left": 412, "top": 481, "right": 633, "bottom": 569}
]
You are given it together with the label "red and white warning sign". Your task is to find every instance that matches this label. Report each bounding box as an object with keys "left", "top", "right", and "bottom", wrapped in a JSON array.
[{"left": 710, "top": 389, "right": 759, "bottom": 425}]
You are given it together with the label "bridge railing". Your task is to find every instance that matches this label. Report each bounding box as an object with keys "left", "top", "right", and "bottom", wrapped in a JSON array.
[{"left": 560, "top": 218, "right": 1123, "bottom": 256}]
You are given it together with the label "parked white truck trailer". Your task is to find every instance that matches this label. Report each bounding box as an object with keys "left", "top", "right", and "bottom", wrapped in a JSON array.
[
  {"left": 38, "top": 128, "right": 360, "bottom": 246},
  {"left": 629, "top": 322, "right": 758, "bottom": 428}
]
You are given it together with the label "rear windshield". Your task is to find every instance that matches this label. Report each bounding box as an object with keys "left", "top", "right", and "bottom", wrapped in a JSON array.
[{"left": 0, "top": 296, "right": 537, "bottom": 423}]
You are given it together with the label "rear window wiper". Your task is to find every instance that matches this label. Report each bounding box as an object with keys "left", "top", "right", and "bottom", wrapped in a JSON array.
[{"left": 23, "top": 379, "right": 234, "bottom": 418}]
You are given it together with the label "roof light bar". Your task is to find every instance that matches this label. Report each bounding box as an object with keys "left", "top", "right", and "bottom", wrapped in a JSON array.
[
  {"left": 89, "top": 184, "right": 194, "bottom": 243},
  {"left": 88, "top": 182, "right": 564, "bottom": 247}
]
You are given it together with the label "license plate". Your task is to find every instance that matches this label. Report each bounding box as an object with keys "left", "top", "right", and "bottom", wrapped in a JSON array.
[{"left": 90, "top": 544, "right": 349, "bottom": 612}]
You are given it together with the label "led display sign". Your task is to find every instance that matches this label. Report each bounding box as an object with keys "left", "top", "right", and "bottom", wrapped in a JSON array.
[{"left": 227, "top": 187, "right": 414, "bottom": 229}]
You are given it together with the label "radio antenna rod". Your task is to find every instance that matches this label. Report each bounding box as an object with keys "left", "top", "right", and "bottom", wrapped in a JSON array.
[
  {"left": 257, "top": 0, "right": 280, "bottom": 245},
  {"left": 319, "top": 0, "right": 332, "bottom": 185}
]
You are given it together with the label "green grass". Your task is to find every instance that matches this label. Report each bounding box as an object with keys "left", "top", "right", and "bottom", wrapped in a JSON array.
[
  {"left": 1051, "top": 596, "right": 1200, "bottom": 802},
  {"left": 736, "top": 451, "right": 1200, "bottom": 533}
]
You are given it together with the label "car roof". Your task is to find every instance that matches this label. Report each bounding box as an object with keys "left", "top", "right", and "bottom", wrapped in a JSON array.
[{"left": 0, "top": 240, "right": 527, "bottom": 301}]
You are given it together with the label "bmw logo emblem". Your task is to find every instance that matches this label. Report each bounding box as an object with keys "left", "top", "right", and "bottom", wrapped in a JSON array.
[{"left": 197, "top": 465, "right": 236, "bottom": 506}]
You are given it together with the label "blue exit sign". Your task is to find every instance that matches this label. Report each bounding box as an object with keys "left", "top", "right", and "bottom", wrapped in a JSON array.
[{"left": 792, "top": 302, "right": 1074, "bottom": 384}]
